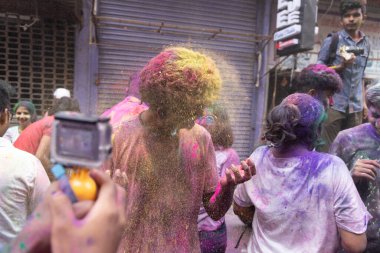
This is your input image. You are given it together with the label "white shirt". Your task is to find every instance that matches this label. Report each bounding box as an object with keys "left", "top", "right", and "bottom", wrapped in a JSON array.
[
  {"left": 0, "top": 137, "right": 50, "bottom": 247},
  {"left": 3, "top": 126, "right": 19, "bottom": 143},
  {"left": 234, "top": 146, "right": 371, "bottom": 253}
]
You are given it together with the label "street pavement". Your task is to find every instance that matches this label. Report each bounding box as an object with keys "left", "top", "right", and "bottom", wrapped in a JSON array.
[{"left": 225, "top": 207, "right": 252, "bottom": 253}]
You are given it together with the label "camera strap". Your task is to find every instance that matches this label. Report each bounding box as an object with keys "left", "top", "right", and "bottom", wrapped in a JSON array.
[{"left": 326, "top": 32, "right": 339, "bottom": 67}]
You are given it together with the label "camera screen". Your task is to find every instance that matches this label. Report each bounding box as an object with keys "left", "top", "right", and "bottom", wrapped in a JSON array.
[{"left": 56, "top": 124, "right": 99, "bottom": 160}]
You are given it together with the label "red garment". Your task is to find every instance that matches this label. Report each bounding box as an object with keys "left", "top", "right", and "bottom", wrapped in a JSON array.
[{"left": 14, "top": 116, "right": 54, "bottom": 155}]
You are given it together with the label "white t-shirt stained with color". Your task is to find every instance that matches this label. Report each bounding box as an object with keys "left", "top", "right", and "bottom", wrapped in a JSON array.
[{"left": 234, "top": 146, "right": 371, "bottom": 253}]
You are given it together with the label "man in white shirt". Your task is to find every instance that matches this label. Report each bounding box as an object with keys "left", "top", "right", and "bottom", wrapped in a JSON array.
[{"left": 0, "top": 80, "right": 50, "bottom": 248}]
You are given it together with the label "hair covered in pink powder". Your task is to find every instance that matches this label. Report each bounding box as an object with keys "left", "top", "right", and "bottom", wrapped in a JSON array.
[
  {"left": 294, "top": 63, "right": 343, "bottom": 94},
  {"left": 139, "top": 47, "right": 222, "bottom": 122}
]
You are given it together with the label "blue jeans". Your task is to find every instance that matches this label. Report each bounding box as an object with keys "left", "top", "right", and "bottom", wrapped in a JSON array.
[{"left": 198, "top": 222, "right": 227, "bottom": 253}]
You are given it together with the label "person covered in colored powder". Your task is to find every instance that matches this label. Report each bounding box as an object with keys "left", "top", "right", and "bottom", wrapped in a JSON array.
[
  {"left": 3, "top": 101, "right": 38, "bottom": 143},
  {"left": 293, "top": 64, "right": 343, "bottom": 110},
  {"left": 0, "top": 81, "right": 50, "bottom": 249},
  {"left": 233, "top": 93, "right": 371, "bottom": 253},
  {"left": 104, "top": 47, "right": 255, "bottom": 253},
  {"left": 101, "top": 72, "right": 148, "bottom": 131},
  {"left": 330, "top": 83, "right": 380, "bottom": 252},
  {"left": 196, "top": 104, "right": 240, "bottom": 253},
  {"left": 317, "top": 0, "right": 370, "bottom": 152}
]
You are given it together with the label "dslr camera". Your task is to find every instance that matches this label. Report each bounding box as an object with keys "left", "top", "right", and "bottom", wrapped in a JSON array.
[
  {"left": 341, "top": 45, "right": 364, "bottom": 56},
  {"left": 345, "top": 46, "right": 364, "bottom": 56},
  {"left": 51, "top": 112, "right": 112, "bottom": 168}
]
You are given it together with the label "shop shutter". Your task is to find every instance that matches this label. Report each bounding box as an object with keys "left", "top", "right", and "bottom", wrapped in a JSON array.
[
  {"left": 96, "top": 0, "right": 259, "bottom": 157},
  {"left": 0, "top": 15, "right": 75, "bottom": 118}
]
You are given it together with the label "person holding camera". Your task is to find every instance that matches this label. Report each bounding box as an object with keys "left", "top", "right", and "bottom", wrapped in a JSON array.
[
  {"left": 317, "top": 0, "right": 370, "bottom": 152},
  {"left": 330, "top": 83, "right": 380, "bottom": 252},
  {"left": 104, "top": 47, "right": 255, "bottom": 253}
]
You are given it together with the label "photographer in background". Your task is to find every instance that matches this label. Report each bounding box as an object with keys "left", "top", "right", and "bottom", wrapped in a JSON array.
[
  {"left": 14, "top": 97, "right": 80, "bottom": 181},
  {"left": 317, "top": 0, "right": 370, "bottom": 152},
  {"left": 0, "top": 80, "right": 50, "bottom": 249}
]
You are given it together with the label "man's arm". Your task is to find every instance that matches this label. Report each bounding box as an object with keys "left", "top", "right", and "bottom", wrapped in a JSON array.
[
  {"left": 233, "top": 201, "right": 254, "bottom": 225},
  {"left": 35, "top": 135, "right": 53, "bottom": 181},
  {"left": 317, "top": 36, "right": 333, "bottom": 65},
  {"left": 202, "top": 187, "right": 234, "bottom": 221},
  {"left": 203, "top": 160, "right": 255, "bottom": 221},
  {"left": 339, "top": 228, "right": 367, "bottom": 253}
]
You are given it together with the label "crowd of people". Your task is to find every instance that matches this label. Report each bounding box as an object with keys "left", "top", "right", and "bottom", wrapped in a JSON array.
[{"left": 0, "top": 0, "right": 378, "bottom": 252}]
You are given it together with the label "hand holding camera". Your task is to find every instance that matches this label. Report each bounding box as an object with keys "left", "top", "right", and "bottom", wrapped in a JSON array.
[
  {"left": 50, "top": 112, "right": 112, "bottom": 202},
  {"left": 339, "top": 45, "right": 365, "bottom": 64}
]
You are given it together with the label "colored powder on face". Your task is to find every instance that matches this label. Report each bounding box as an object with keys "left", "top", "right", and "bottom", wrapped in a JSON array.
[
  {"left": 86, "top": 237, "right": 95, "bottom": 246},
  {"left": 19, "top": 242, "right": 26, "bottom": 250},
  {"left": 73, "top": 219, "right": 85, "bottom": 227},
  {"left": 35, "top": 212, "right": 41, "bottom": 219},
  {"left": 375, "top": 119, "right": 380, "bottom": 129}
]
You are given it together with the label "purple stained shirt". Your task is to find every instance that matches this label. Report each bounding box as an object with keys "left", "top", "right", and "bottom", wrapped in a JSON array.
[
  {"left": 330, "top": 123, "right": 380, "bottom": 244},
  {"left": 234, "top": 145, "right": 371, "bottom": 253},
  {"left": 197, "top": 147, "right": 240, "bottom": 231}
]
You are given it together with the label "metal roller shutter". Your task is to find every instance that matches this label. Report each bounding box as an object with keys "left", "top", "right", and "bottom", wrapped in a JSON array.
[
  {"left": 96, "top": 0, "right": 259, "bottom": 157},
  {"left": 0, "top": 15, "right": 75, "bottom": 117}
]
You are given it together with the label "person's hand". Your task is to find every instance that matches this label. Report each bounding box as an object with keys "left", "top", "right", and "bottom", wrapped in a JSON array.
[
  {"left": 334, "top": 51, "right": 356, "bottom": 71},
  {"left": 9, "top": 182, "right": 94, "bottom": 253},
  {"left": 106, "top": 169, "right": 128, "bottom": 188},
  {"left": 345, "top": 54, "right": 356, "bottom": 64},
  {"left": 351, "top": 159, "right": 380, "bottom": 181},
  {"left": 221, "top": 159, "right": 256, "bottom": 187},
  {"left": 49, "top": 169, "right": 126, "bottom": 253}
]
